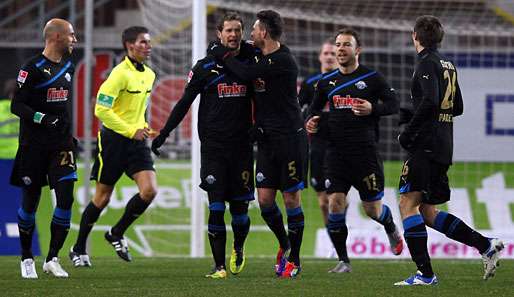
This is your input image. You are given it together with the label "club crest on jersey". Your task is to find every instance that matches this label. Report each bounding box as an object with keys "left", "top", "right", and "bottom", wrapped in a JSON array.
[
  {"left": 355, "top": 80, "right": 367, "bottom": 90},
  {"left": 65, "top": 72, "right": 72, "bottom": 82},
  {"left": 47, "top": 87, "right": 69, "bottom": 102},
  {"left": 217, "top": 83, "right": 247, "bottom": 98},
  {"left": 332, "top": 95, "right": 356, "bottom": 109},
  {"left": 253, "top": 78, "right": 266, "bottom": 92},
  {"left": 17, "top": 70, "right": 28, "bottom": 84}
]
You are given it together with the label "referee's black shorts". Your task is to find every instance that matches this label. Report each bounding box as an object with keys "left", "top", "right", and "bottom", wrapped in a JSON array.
[{"left": 91, "top": 127, "right": 154, "bottom": 186}]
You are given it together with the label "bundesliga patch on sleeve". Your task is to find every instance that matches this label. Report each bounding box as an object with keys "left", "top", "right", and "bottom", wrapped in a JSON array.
[
  {"left": 97, "top": 93, "right": 114, "bottom": 108},
  {"left": 187, "top": 70, "right": 194, "bottom": 83},
  {"left": 17, "top": 69, "right": 28, "bottom": 84}
]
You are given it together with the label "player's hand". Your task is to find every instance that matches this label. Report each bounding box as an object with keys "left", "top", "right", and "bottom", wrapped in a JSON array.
[
  {"left": 248, "top": 126, "right": 265, "bottom": 143},
  {"left": 207, "top": 40, "right": 233, "bottom": 61},
  {"left": 352, "top": 98, "right": 372, "bottom": 116},
  {"left": 306, "top": 116, "right": 320, "bottom": 134},
  {"left": 40, "top": 113, "right": 65, "bottom": 131},
  {"left": 151, "top": 133, "right": 168, "bottom": 156},
  {"left": 133, "top": 128, "right": 152, "bottom": 141},
  {"left": 238, "top": 40, "right": 256, "bottom": 59},
  {"left": 398, "top": 133, "right": 413, "bottom": 150}
]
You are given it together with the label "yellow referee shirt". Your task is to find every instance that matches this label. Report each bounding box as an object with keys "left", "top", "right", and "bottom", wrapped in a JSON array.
[{"left": 95, "top": 56, "right": 156, "bottom": 138}]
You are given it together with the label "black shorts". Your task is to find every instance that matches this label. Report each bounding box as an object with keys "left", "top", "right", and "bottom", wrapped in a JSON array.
[
  {"left": 256, "top": 129, "right": 308, "bottom": 192},
  {"left": 325, "top": 145, "right": 384, "bottom": 201},
  {"left": 398, "top": 150, "right": 451, "bottom": 205},
  {"left": 309, "top": 136, "right": 328, "bottom": 192},
  {"left": 10, "top": 141, "right": 77, "bottom": 189},
  {"left": 199, "top": 143, "right": 254, "bottom": 201},
  {"left": 91, "top": 127, "right": 154, "bottom": 186}
]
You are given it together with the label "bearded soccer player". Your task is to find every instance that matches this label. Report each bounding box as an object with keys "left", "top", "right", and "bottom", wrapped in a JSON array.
[
  {"left": 208, "top": 10, "right": 308, "bottom": 278},
  {"left": 394, "top": 15, "right": 504, "bottom": 286},
  {"left": 11, "top": 18, "right": 77, "bottom": 278},
  {"left": 298, "top": 41, "right": 337, "bottom": 227},
  {"left": 69, "top": 26, "right": 157, "bottom": 266},
  {"left": 306, "top": 28, "right": 403, "bottom": 273},
  {"left": 151, "top": 12, "right": 254, "bottom": 279}
]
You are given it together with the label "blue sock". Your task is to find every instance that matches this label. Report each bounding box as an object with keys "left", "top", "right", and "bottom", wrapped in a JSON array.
[{"left": 403, "top": 214, "right": 433, "bottom": 277}]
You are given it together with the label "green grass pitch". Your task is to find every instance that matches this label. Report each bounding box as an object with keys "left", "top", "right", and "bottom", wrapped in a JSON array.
[{"left": 1, "top": 257, "right": 513, "bottom": 297}]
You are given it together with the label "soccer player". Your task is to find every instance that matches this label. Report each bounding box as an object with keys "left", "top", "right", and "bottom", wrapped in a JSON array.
[
  {"left": 11, "top": 18, "right": 77, "bottom": 278},
  {"left": 394, "top": 15, "right": 504, "bottom": 286},
  {"left": 151, "top": 12, "right": 254, "bottom": 279},
  {"left": 298, "top": 41, "right": 337, "bottom": 226},
  {"left": 208, "top": 10, "right": 308, "bottom": 278},
  {"left": 306, "top": 28, "right": 403, "bottom": 273},
  {"left": 69, "top": 26, "right": 157, "bottom": 266}
]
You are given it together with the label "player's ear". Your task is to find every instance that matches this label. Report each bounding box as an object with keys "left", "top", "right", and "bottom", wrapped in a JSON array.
[{"left": 216, "top": 30, "right": 222, "bottom": 40}]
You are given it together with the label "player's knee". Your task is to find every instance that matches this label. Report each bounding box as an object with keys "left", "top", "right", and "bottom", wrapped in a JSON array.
[
  {"left": 419, "top": 204, "right": 438, "bottom": 225},
  {"left": 139, "top": 187, "right": 157, "bottom": 202},
  {"left": 283, "top": 192, "right": 301, "bottom": 209},
  {"left": 362, "top": 201, "right": 381, "bottom": 219},
  {"left": 399, "top": 194, "right": 420, "bottom": 215}
]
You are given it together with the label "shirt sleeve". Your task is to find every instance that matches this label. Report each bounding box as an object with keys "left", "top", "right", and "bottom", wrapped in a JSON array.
[
  {"left": 371, "top": 73, "right": 399, "bottom": 116},
  {"left": 307, "top": 81, "right": 328, "bottom": 119},
  {"left": 298, "top": 80, "right": 312, "bottom": 117},
  {"left": 94, "top": 68, "right": 136, "bottom": 138},
  {"left": 159, "top": 63, "right": 206, "bottom": 137},
  {"left": 452, "top": 77, "right": 464, "bottom": 116},
  {"left": 402, "top": 60, "right": 439, "bottom": 139},
  {"left": 11, "top": 64, "right": 39, "bottom": 121},
  {"left": 224, "top": 52, "right": 295, "bottom": 82}
]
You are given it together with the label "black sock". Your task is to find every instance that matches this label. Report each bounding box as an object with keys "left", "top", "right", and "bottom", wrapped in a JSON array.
[
  {"left": 231, "top": 214, "right": 250, "bottom": 251},
  {"left": 111, "top": 194, "right": 150, "bottom": 237},
  {"left": 17, "top": 208, "right": 36, "bottom": 260},
  {"left": 433, "top": 211, "right": 490, "bottom": 254},
  {"left": 47, "top": 207, "right": 71, "bottom": 262},
  {"left": 403, "top": 214, "right": 433, "bottom": 277},
  {"left": 260, "top": 203, "right": 290, "bottom": 250},
  {"left": 286, "top": 207, "right": 304, "bottom": 266},
  {"left": 74, "top": 202, "right": 103, "bottom": 254},
  {"left": 327, "top": 212, "right": 350, "bottom": 263},
  {"left": 372, "top": 204, "right": 396, "bottom": 234},
  {"left": 208, "top": 202, "right": 226, "bottom": 268}
]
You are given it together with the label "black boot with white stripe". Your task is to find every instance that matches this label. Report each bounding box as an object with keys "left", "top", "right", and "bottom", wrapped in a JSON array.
[{"left": 104, "top": 230, "right": 132, "bottom": 262}]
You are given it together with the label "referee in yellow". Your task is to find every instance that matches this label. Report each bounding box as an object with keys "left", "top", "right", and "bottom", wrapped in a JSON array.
[{"left": 69, "top": 26, "right": 157, "bottom": 266}]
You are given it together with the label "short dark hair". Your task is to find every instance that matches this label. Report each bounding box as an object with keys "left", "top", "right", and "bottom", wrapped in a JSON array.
[
  {"left": 334, "top": 28, "right": 361, "bottom": 47},
  {"left": 217, "top": 11, "right": 244, "bottom": 32},
  {"left": 414, "top": 15, "right": 444, "bottom": 48},
  {"left": 256, "top": 10, "right": 283, "bottom": 40},
  {"left": 122, "top": 26, "right": 149, "bottom": 51}
]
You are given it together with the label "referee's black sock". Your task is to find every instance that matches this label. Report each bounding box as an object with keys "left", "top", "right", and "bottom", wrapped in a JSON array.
[
  {"left": 372, "top": 204, "right": 397, "bottom": 234},
  {"left": 74, "top": 202, "right": 103, "bottom": 254},
  {"left": 286, "top": 206, "right": 304, "bottom": 266},
  {"left": 111, "top": 194, "right": 150, "bottom": 237},
  {"left": 403, "top": 214, "right": 433, "bottom": 277},
  {"left": 260, "top": 203, "right": 290, "bottom": 250},
  {"left": 327, "top": 212, "right": 350, "bottom": 263},
  {"left": 432, "top": 211, "right": 490, "bottom": 254},
  {"left": 47, "top": 207, "right": 71, "bottom": 262},
  {"left": 17, "top": 208, "right": 36, "bottom": 260}
]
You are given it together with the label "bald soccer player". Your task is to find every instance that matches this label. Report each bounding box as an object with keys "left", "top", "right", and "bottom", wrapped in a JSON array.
[{"left": 11, "top": 18, "right": 78, "bottom": 278}]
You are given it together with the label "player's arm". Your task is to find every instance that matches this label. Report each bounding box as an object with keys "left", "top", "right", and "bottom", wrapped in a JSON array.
[
  {"left": 298, "top": 80, "right": 312, "bottom": 117},
  {"left": 11, "top": 65, "right": 62, "bottom": 129},
  {"left": 452, "top": 77, "right": 463, "bottom": 116},
  {"left": 399, "top": 60, "right": 439, "bottom": 149},
  {"left": 305, "top": 81, "right": 327, "bottom": 133},
  {"left": 371, "top": 74, "right": 399, "bottom": 116},
  {"left": 151, "top": 63, "right": 206, "bottom": 155},
  {"left": 94, "top": 68, "right": 138, "bottom": 138}
]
